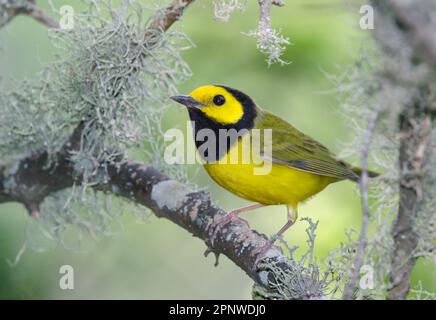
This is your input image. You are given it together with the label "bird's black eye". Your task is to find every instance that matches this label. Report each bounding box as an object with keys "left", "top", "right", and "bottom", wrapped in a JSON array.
[{"left": 213, "top": 95, "right": 225, "bottom": 106}]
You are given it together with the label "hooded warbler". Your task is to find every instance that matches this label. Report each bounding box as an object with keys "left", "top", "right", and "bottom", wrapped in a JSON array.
[{"left": 171, "top": 85, "right": 378, "bottom": 250}]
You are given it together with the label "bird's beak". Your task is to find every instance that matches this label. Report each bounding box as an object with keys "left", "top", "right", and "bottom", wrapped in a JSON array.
[{"left": 170, "top": 95, "right": 205, "bottom": 108}]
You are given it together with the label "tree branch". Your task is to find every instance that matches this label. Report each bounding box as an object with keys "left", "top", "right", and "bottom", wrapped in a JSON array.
[
  {"left": 0, "top": 0, "right": 59, "bottom": 29},
  {"left": 25, "top": 5, "right": 59, "bottom": 28},
  {"left": 147, "top": 0, "right": 195, "bottom": 33},
  {"left": 0, "top": 138, "right": 325, "bottom": 299},
  {"left": 389, "top": 97, "right": 432, "bottom": 300},
  {"left": 105, "top": 161, "right": 305, "bottom": 290}
]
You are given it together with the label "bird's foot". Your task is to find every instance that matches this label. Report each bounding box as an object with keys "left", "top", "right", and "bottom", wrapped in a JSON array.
[
  {"left": 209, "top": 211, "right": 238, "bottom": 246},
  {"left": 253, "top": 238, "right": 279, "bottom": 266}
]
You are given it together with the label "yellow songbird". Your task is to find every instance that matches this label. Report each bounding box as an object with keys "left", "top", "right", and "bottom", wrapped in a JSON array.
[{"left": 171, "top": 85, "right": 378, "bottom": 252}]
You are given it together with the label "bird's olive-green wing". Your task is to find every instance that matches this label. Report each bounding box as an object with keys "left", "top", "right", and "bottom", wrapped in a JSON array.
[{"left": 255, "top": 111, "right": 359, "bottom": 181}]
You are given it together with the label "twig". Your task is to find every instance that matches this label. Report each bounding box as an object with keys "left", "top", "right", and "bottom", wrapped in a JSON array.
[
  {"left": 26, "top": 6, "right": 59, "bottom": 28},
  {"left": 251, "top": 0, "right": 289, "bottom": 65},
  {"left": 258, "top": 0, "right": 285, "bottom": 33},
  {"left": 258, "top": 0, "right": 273, "bottom": 30},
  {"left": 342, "top": 106, "right": 380, "bottom": 300},
  {"left": 147, "top": 0, "right": 195, "bottom": 33},
  {"left": 144, "top": 0, "right": 195, "bottom": 48},
  {"left": 0, "top": 0, "right": 59, "bottom": 29}
]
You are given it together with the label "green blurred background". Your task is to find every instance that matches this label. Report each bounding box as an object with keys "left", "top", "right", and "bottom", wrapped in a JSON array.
[{"left": 0, "top": 0, "right": 434, "bottom": 299}]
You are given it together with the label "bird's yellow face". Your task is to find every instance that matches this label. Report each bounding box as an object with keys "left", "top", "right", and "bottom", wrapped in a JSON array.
[{"left": 188, "top": 85, "right": 245, "bottom": 125}]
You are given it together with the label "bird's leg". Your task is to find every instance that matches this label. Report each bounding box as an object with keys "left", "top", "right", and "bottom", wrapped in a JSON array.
[
  {"left": 274, "top": 205, "right": 298, "bottom": 239},
  {"left": 254, "top": 206, "right": 298, "bottom": 265},
  {"left": 209, "top": 203, "right": 265, "bottom": 245}
]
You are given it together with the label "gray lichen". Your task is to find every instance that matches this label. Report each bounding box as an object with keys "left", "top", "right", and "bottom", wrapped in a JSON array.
[
  {"left": 245, "top": 27, "right": 289, "bottom": 66},
  {"left": 212, "top": 0, "right": 247, "bottom": 22},
  {"left": 253, "top": 218, "right": 337, "bottom": 300},
  {"left": 151, "top": 180, "right": 192, "bottom": 211},
  {"left": 213, "top": 0, "right": 289, "bottom": 65},
  {"left": 325, "top": 42, "right": 435, "bottom": 297},
  {"left": 1, "top": 0, "right": 192, "bottom": 238}
]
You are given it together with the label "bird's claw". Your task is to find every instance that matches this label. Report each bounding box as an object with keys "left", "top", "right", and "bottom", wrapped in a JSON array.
[{"left": 253, "top": 238, "right": 276, "bottom": 267}]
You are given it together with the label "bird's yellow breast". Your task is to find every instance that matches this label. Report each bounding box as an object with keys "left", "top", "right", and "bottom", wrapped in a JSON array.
[{"left": 203, "top": 138, "right": 335, "bottom": 208}]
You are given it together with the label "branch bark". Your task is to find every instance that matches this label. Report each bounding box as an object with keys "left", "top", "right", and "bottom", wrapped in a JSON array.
[
  {"left": 147, "top": 0, "right": 195, "bottom": 33},
  {"left": 389, "top": 96, "right": 432, "bottom": 300}
]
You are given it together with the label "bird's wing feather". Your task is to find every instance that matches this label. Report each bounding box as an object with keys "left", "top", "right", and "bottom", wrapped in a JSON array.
[{"left": 255, "top": 111, "right": 358, "bottom": 181}]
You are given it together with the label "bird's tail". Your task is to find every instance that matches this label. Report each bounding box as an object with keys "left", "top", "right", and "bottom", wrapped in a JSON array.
[{"left": 350, "top": 166, "right": 380, "bottom": 182}]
